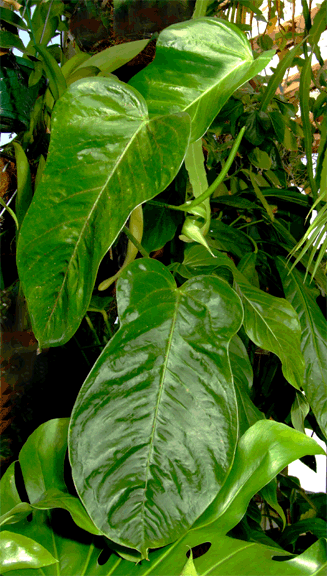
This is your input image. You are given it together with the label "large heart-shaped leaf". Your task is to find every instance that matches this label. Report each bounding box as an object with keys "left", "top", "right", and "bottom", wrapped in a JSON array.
[
  {"left": 129, "top": 18, "right": 274, "bottom": 142},
  {"left": 276, "top": 257, "right": 327, "bottom": 439},
  {"left": 17, "top": 77, "right": 190, "bottom": 348},
  {"left": 69, "top": 259, "right": 243, "bottom": 557}
]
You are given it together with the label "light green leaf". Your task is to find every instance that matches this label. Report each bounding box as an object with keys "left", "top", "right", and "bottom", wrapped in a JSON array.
[
  {"left": 17, "top": 77, "right": 190, "bottom": 347},
  {"left": 260, "top": 41, "right": 304, "bottom": 112},
  {"left": 180, "top": 550, "right": 199, "bottom": 576},
  {"left": 61, "top": 53, "right": 91, "bottom": 79},
  {"left": 12, "top": 143, "right": 33, "bottom": 229},
  {"left": 234, "top": 271, "right": 305, "bottom": 390},
  {"left": 0, "top": 463, "right": 21, "bottom": 517},
  {"left": 193, "top": 420, "right": 325, "bottom": 532},
  {"left": 18, "top": 419, "right": 69, "bottom": 503},
  {"left": 69, "top": 258, "right": 243, "bottom": 557},
  {"left": 130, "top": 18, "right": 274, "bottom": 142},
  {"left": 0, "top": 531, "right": 58, "bottom": 574},
  {"left": 277, "top": 257, "right": 327, "bottom": 439},
  {"left": 66, "top": 66, "right": 100, "bottom": 86},
  {"left": 76, "top": 38, "right": 150, "bottom": 73}
]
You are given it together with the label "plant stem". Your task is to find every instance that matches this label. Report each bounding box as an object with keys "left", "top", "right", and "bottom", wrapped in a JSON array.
[{"left": 123, "top": 226, "right": 149, "bottom": 258}]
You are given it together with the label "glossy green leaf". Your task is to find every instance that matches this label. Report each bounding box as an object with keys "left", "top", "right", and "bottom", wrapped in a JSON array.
[
  {"left": 0, "top": 463, "right": 20, "bottom": 517},
  {"left": 229, "top": 335, "right": 264, "bottom": 437},
  {"left": 69, "top": 258, "right": 243, "bottom": 557},
  {"left": 142, "top": 202, "right": 183, "bottom": 253},
  {"left": 0, "top": 531, "right": 58, "bottom": 574},
  {"left": 18, "top": 418, "right": 69, "bottom": 503},
  {"left": 76, "top": 38, "right": 150, "bottom": 73},
  {"left": 1, "top": 421, "right": 325, "bottom": 575},
  {"left": 12, "top": 143, "right": 33, "bottom": 230},
  {"left": 276, "top": 257, "right": 327, "bottom": 438},
  {"left": 66, "top": 66, "right": 100, "bottom": 86},
  {"left": 234, "top": 271, "right": 305, "bottom": 390},
  {"left": 17, "top": 77, "right": 190, "bottom": 347},
  {"left": 129, "top": 18, "right": 274, "bottom": 142},
  {"left": 193, "top": 420, "right": 325, "bottom": 532}
]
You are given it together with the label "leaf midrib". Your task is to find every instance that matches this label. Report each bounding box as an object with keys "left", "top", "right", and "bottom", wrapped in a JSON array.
[
  {"left": 140, "top": 290, "right": 181, "bottom": 548},
  {"left": 43, "top": 117, "right": 148, "bottom": 337}
]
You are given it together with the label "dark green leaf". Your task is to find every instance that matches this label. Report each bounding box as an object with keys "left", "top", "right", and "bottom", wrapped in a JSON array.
[
  {"left": 229, "top": 335, "right": 264, "bottom": 437},
  {"left": 17, "top": 77, "right": 190, "bottom": 347},
  {"left": 276, "top": 258, "right": 327, "bottom": 439},
  {"left": 234, "top": 272, "right": 305, "bottom": 390},
  {"left": 35, "top": 44, "right": 67, "bottom": 102},
  {"left": 279, "top": 518, "right": 327, "bottom": 548},
  {"left": 209, "top": 220, "right": 253, "bottom": 258},
  {"left": 237, "top": 253, "right": 260, "bottom": 288},
  {"left": 69, "top": 258, "right": 243, "bottom": 556},
  {"left": 0, "top": 7, "right": 28, "bottom": 30},
  {"left": 0, "top": 30, "right": 26, "bottom": 52},
  {"left": 129, "top": 18, "right": 274, "bottom": 142}
]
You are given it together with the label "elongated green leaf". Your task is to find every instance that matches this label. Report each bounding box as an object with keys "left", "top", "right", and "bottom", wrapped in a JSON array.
[
  {"left": 129, "top": 18, "right": 274, "bottom": 142},
  {"left": 0, "top": 531, "right": 58, "bottom": 574},
  {"left": 209, "top": 220, "right": 253, "bottom": 258},
  {"left": 260, "top": 477, "right": 286, "bottom": 530},
  {"left": 234, "top": 272, "right": 305, "bottom": 390},
  {"left": 18, "top": 419, "right": 69, "bottom": 503},
  {"left": 12, "top": 143, "right": 33, "bottom": 229},
  {"left": 260, "top": 41, "right": 304, "bottom": 112},
  {"left": 291, "top": 391, "right": 310, "bottom": 434},
  {"left": 76, "top": 38, "right": 150, "bottom": 73},
  {"left": 300, "top": 56, "right": 317, "bottom": 199},
  {"left": 61, "top": 53, "right": 91, "bottom": 79},
  {"left": 0, "top": 7, "right": 28, "bottom": 30},
  {"left": 35, "top": 43, "right": 67, "bottom": 101},
  {"left": 276, "top": 258, "right": 327, "bottom": 439},
  {"left": 17, "top": 77, "right": 190, "bottom": 347},
  {"left": 279, "top": 518, "right": 327, "bottom": 548},
  {"left": 180, "top": 550, "right": 199, "bottom": 576},
  {"left": 69, "top": 259, "right": 243, "bottom": 557}
]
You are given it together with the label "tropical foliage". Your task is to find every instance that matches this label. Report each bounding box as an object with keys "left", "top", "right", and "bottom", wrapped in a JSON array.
[{"left": 0, "top": 0, "right": 326, "bottom": 574}]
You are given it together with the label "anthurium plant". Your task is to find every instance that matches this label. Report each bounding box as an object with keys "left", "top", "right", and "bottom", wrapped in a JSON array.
[{"left": 1, "top": 0, "right": 326, "bottom": 574}]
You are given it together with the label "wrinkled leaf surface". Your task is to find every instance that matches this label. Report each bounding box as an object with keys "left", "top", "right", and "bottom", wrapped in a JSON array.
[
  {"left": 17, "top": 77, "right": 190, "bottom": 347},
  {"left": 69, "top": 259, "right": 243, "bottom": 556}
]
